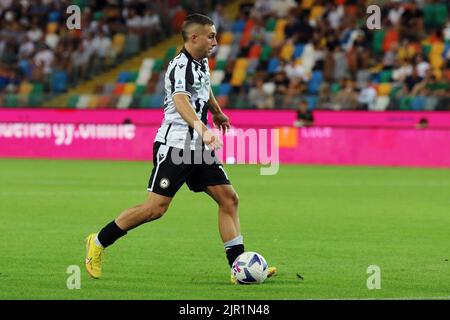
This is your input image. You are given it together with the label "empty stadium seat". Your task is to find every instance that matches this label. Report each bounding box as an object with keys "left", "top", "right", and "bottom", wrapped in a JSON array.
[
  {"left": 411, "top": 96, "right": 426, "bottom": 110},
  {"left": 307, "top": 71, "right": 323, "bottom": 94},
  {"left": 267, "top": 58, "right": 280, "bottom": 74},
  {"left": 232, "top": 20, "right": 245, "bottom": 33},
  {"left": 117, "top": 95, "right": 133, "bottom": 109},
  {"left": 219, "top": 83, "right": 232, "bottom": 96},
  {"left": 219, "top": 32, "right": 234, "bottom": 45}
]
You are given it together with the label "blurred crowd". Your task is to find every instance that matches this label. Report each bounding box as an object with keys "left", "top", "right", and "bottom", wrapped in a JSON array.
[
  {"left": 0, "top": 0, "right": 219, "bottom": 96},
  {"left": 1, "top": 0, "right": 449, "bottom": 111},
  {"left": 225, "top": 0, "right": 450, "bottom": 111}
]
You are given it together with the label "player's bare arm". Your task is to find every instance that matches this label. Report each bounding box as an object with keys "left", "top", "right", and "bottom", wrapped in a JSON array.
[
  {"left": 172, "top": 93, "right": 222, "bottom": 150},
  {"left": 208, "top": 87, "right": 231, "bottom": 134}
]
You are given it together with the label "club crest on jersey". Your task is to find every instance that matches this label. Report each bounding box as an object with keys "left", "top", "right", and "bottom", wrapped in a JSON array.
[{"left": 160, "top": 178, "right": 170, "bottom": 189}]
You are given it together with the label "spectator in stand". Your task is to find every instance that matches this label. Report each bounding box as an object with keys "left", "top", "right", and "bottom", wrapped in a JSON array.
[
  {"left": 294, "top": 99, "right": 314, "bottom": 127},
  {"left": 357, "top": 81, "right": 377, "bottom": 110},
  {"left": 210, "top": 3, "right": 231, "bottom": 33},
  {"left": 333, "top": 80, "right": 358, "bottom": 110},
  {"left": 248, "top": 78, "right": 275, "bottom": 109}
]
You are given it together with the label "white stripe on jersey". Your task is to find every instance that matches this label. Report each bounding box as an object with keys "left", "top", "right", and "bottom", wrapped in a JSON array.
[{"left": 155, "top": 48, "right": 211, "bottom": 150}]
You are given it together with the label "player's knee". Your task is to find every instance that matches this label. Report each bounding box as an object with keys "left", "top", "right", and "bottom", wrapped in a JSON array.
[
  {"left": 143, "top": 203, "right": 169, "bottom": 222},
  {"left": 220, "top": 192, "right": 239, "bottom": 212}
]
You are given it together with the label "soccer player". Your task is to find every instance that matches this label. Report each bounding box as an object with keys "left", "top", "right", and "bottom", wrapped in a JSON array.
[{"left": 85, "top": 14, "right": 276, "bottom": 284}]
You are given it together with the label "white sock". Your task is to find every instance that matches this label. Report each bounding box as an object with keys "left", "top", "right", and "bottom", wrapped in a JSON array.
[
  {"left": 94, "top": 234, "right": 104, "bottom": 248},
  {"left": 224, "top": 235, "right": 244, "bottom": 249}
]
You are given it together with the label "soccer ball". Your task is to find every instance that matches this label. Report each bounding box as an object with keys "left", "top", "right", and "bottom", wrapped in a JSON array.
[{"left": 231, "top": 251, "right": 269, "bottom": 284}]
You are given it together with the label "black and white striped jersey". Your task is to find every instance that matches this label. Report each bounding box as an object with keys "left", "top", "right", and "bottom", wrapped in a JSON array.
[{"left": 154, "top": 48, "right": 211, "bottom": 150}]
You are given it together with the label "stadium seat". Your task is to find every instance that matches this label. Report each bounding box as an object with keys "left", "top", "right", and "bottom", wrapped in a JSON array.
[
  {"left": 219, "top": 83, "right": 232, "bottom": 96},
  {"left": 208, "top": 58, "right": 216, "bottom": 71},
  {"left": 164, "top": 46, "right": 177, "bottom": 62},
  {"left": 248, "top": 44, "right": 262, "bottom": 59},
  {"left": 377, "top": 83, "right": 392, "bottom": 96},
  {"left": 102, "top": 83, "right": 115, "bottom": 94},
  {"left": 216, "top": 45, "right": 231, "bottom": 60},
  {"left": 265, "top": 18, "right": 276, "bottom": 32},
  {"left": 211, "top": 84, "right": 220, "bottom": 96},
  {"left": 274, "top": 19, "right": 287, "bottom": 34},
  {"left": 4, "top": 94, "right": 17, "bottom": 107},
  {"left": 305, "top": 95, "right": 318, "bottom": 110},
  {"left": 88, "top": 95, "right": 98, "bottom": 109},
  {"left": 379, "top": 70, "right": 393, "bottom": 83},
  {"left": 172, "top": 9, "right": 187, "bottom": 32},
  {"left": 128, "top": 71, "right": 138, "bottom": 82},
  {"left": 113, "top": 83, "right": 125, "bottom": 95},
  {"left": 19, "top": 82, "right": 33, "bottom": 95},
  {"left": 76, "top": 95, "right": 90, "bottom": 109},
  {"left": 123, "top": 83, "right": 136, "bottom": 95},
  {"left": 247, "top": 59, "right": 259, "bottom": 74},
  {"left": 372, "top": 96, "right": 390, "bottom": 111},
  {"left": 27, "top": 92, "right": 43, "bottom": 107},
  {"left": 307, "top": 71, "right": 323, "bottom": 94},
  {"left": 260, "top": 45, "right": 273, "bottom": 61},
  {"left": 139, "top": 95, "right": 152, "bottom": 108},
  {"left": 152, "top": 59, "right": 164, "bottom": 72},
  {"left": 280, "top": 43, "right": 295, "bottom": 61},
  {"left": 32, "top": 83, "right": 44, "bottom": 95},
  {"left": 150, "top": 94, "right": 164, "bottom": 108},
  {"left": 230, "top": 69, "right": 246, "bottom": 86},
  {"left": 330, "top": 82, "right": 341, "bottom": 94},
  {"left": 372, "top": 30, "right": 386, "bottom": 54},
  {"left": 134, "top": 85, "right": 146, "bottom": 96},
  {"left": 239, "top": 31, "right": 251, "bottom": 48},
  {"left": 293, "top": 44, "right": 305, "bottom": 59},
  {"left": 46, "top": 22, "right": 58, "bottom": 34},
  {"left": 219, "top": 32, "right": 234, "bottom": 45},
  {"left": 211, "top": 70, "right": 225, "bottom": 85},
  {"left": 229, "top": 43, "right": 241, "bottom": 60},
  {"left": 112, "top": 33, "right": 126, "bottom": 56},
  {"left": 411, "top": 96, "right": 426, "bottom": 111},
  {"left": 215, "top": 60, "right": 227, "bottom": 71},
  {"left": 243, "top": 19, "right": 255, "bottom": 33},
  {"left": 48, "top": 10, "right": 60, "bottom": 22},
  {"left": 267, "top": 58, "right": 280, "bottom": 74},
  {"left": 124, "top": 34, "right": 140, "bottom": 57},
  {"left": 232, "top": 20, "right": 245, "bottom": 33},
  {"left": 399, "top": 96, "right": 412, "bottom": 110},
  {"left": 117, "top": 95, "right": 133, "bottom": 109},
  {"left": 50, "top": 71, "right": 68, "bottom": 93},
  {"left": 234, "top": 58, "right": 249, "bottom": 71},
  {"left": 18, "top": 60, "right": 33, "bottom": 80},
  {"left": 67, "top": 95, "right": 79, "bottom": 108},
  {"left": 118, "top": 71, "right": 130, "bottom": 83}
]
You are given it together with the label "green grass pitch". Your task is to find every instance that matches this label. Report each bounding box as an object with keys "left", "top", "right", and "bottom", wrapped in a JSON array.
[{"left": 0, "top": 158, "right": 449, "bottom": 300}]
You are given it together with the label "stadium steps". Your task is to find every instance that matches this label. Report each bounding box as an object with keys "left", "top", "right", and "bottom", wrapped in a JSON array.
[{"left": 45, "top": 0, "right": 244, "bottom": 108}]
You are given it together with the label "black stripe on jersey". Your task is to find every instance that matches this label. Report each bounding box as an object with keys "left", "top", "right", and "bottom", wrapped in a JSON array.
[
  {"left": 201, "top": 102, "right": 209, "bottom": 125},
  {"left": 169, "top": 66, "right": 176, "bottom": 94},
  {"left": 186, "top": 60, "right": 194, "bottom": 93},
  {"left": 163, "top": 123, "right": 172, "bottom": 144}
]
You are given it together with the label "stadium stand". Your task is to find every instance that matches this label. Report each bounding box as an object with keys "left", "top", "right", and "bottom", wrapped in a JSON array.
[{"left": 0, "top": 0, "right": 449, "bottom": 111}]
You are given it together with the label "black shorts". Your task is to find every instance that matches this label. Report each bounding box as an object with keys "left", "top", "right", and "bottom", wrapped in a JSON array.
[{"left": 147, "top": 142, "right": 231, "bottom": 197}]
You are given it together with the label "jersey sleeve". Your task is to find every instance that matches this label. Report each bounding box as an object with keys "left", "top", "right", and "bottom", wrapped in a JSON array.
[{"left": 169, "top": 62, "right": 193, "bottom": 98}]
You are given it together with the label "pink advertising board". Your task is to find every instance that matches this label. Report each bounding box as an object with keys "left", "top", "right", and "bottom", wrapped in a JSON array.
[{"left": 1, "top": 108, "right": 450, "bottom": 168}]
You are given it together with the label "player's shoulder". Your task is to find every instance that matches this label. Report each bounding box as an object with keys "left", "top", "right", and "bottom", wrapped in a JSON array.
[{"left": 172, "top": 51, "right": 189, "bottom": 64}]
